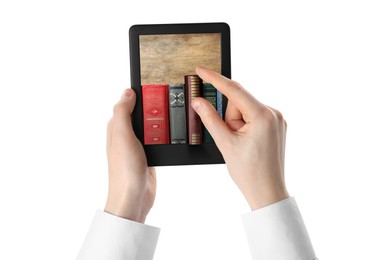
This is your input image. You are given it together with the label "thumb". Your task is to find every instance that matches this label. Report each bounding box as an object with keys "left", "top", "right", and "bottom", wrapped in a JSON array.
[
  {"left": 191, "top": 97, "right": 232, "bottom": 146},
  {"left": 112, "top": 88, "right": 136, "bottom": 135}
]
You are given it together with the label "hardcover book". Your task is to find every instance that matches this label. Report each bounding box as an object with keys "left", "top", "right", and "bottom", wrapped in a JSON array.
[
  {"left": 202, "top": 83, "right": 217, "bottom": 143},
  {"left": 168, "top": 83, "right": 187, "bottom": 144},
  {"left": 142, "top": 84, "right": 170, "bottom": 145},
  {"left": 185, "top": 75, "right": 203, "bottom": 145}
]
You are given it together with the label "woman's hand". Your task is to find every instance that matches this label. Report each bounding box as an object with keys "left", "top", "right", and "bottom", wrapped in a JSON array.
[
  {"left": 193, "top": 67, "right": 289, "bottom": 210},
  {"left": 105, "top": 88, "right": 156, "bottom": 223}
]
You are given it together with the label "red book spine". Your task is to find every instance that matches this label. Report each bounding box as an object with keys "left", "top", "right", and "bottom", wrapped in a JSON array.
[
  {"left": 185, "top": 75, "right": 203, "bottom": 145},
  {"left": 142, "top": 84, "right": 170, "bottom": 144}
]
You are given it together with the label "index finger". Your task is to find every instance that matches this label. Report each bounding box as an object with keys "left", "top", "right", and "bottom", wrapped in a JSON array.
[{"left": 196, "top": 67, "right": 265, "bottom": 118}]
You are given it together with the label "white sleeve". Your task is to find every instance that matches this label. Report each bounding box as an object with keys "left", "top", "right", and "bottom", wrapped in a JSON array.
[
  {"left": 242, "top": 197, "right": 317, "bottom": 260},
  {"left": 76, "top": 210, "right": 160, "bottom": 260}
]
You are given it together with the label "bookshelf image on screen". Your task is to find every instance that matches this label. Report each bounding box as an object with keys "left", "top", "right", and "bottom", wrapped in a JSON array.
[{"left": 139, "top": 33, "right": 222, "bottom": 145}]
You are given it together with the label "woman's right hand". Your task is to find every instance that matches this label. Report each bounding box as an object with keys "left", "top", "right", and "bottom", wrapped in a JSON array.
[{"left": 192, "top": 67, "right": 289, "bottom": 210}]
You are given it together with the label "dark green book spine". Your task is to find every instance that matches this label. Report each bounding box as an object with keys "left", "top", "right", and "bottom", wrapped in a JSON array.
[
  {"left": 202, "top": 83, "right": 217, "bottom": 143},
  {"left": 168, "top": 84, "right": 187, "bottom": 144}
]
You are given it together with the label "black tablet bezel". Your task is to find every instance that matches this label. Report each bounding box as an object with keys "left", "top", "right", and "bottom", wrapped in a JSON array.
[{"left": 129, "top": 22, "right": 231, "bottom": 166}]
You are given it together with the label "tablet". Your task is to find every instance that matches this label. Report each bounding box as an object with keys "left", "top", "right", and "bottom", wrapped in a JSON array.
[{"left": 129, "top": 23, "right": 231, "bottom": 166}]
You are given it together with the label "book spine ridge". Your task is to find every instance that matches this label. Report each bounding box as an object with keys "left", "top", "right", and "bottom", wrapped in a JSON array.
[{"left": 185, "top": 75, "right": 203, "bottom": 145}]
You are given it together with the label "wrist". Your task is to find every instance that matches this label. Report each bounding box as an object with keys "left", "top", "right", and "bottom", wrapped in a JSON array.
[
  {"left": 104, "top": 191, "right": 146, "bottom": 223},
  {"left": 245, "top": 182, "right": 289, "bottom": 211}
]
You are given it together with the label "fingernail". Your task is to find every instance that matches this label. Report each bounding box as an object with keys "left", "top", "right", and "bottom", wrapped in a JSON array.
[
  {"left": 122, "top": 88, "right": 133, "bottom": 98},
  {"left": 192, "top": 101, "right": 202, "bottom": 112}
]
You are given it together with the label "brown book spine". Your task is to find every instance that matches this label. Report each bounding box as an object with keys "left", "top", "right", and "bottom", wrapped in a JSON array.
[{"left": 185, "top": 75, "right": 203, "bottom": 145}]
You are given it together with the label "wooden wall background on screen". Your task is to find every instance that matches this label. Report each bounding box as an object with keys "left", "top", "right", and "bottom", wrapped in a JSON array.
[{"left": 139, "top": 33, "right": 221, "bottom": 85}]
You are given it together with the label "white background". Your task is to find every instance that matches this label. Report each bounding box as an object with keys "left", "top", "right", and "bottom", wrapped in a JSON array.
[{"left": 1, "top": 0, "right": 389, "bottom": 259}]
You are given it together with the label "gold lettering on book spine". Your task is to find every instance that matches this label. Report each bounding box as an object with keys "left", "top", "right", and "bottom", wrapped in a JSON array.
[
  {"left": 190, "top": 76, "right": 201, "bottom": 100},
  {"left": 191, "top": 133, "right": 201, "bottom": 144}
]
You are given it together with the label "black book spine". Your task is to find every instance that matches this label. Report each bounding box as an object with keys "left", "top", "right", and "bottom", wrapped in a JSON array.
[{"left": 168, "top": 83, "right": 187, "bottom": 144}]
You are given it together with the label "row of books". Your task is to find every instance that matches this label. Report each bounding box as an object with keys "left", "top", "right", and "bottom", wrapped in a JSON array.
[{"left": 142, "top": 75, "right": 222, "bottom": 145}]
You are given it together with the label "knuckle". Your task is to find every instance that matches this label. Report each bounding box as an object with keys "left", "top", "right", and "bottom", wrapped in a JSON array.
[
  {"left": 228, "top": 80, "right": 246, "bottom": 96},
  {"left": 264, "top": 109, "right": 277, "bottom": 124},
  {"left": 254, "top": 107, "right": 284, "bottom": 131},
  {"left": 229, "top": 80, "right": 243, "bottom": 90},
  {"left": 273, "top": 109, "right": 284, "bottom": 121},
  {"left": 201, "top": 111, "right": 214, "bottom": 128},
  {"left": 112, "top": 102, "right": 127, "bottom": 115},
  {"left": 261, "top": 106, "right": 285, "bottom": 123}
]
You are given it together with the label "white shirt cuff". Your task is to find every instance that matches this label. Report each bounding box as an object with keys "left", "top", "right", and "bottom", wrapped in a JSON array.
[
  {"left": 242, "top": 197, "right": 317, "bottom": 260},
  {"left": 76, "top": 210, "right": 160, "bottom": 260}
]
